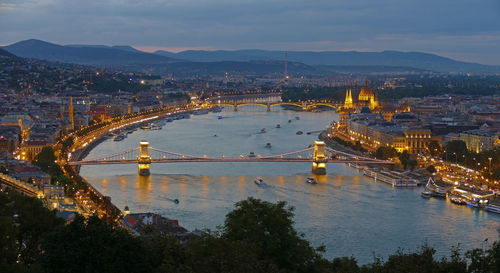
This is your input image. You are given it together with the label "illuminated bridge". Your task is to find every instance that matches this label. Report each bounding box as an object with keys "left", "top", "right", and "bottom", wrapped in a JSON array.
[
  {"left": 209, "top": 95, "right": 341, "bottom": 111},
  {"left": 69, "top": 141, "right": 393, "bottom": 176}
]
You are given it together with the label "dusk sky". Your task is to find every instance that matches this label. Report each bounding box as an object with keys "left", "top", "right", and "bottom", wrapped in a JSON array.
[{"left": 1, "top": 0, "right": 499, "bottom": 64}]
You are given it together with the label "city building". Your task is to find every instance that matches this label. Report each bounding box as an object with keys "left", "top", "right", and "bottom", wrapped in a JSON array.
[{"left": 460, "top": 129, "right": 500, "bottom": 153}]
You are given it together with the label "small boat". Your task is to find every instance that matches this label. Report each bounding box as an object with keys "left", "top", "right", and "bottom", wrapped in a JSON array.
[
  {"left": 173, "top": 199, "right": 180, "bottom": 204},
  {"left": 218, "top": 115, "right": 223, "bottom": 119},
  {"left": 466, "top": 199, "right": 480, "bottom": 208},
  {"left": 306, "top": 177, "right": 317, "bottom": 184},
  {"left": 425, "top": 178, "right": 447, "bottom": 198},
  {"left": 141, "top": 123, "right": 150, "bottom": 130},
  {"left": 295, "top": 116, "right": 300, "bottom": 120},
  {"left": 166, "top": 118, "right": 173, "bottom": 122},
  {"left": 265, "top": 142, "right": 271, "bottom": 148},
  {"left": 194, "top": 109, "right": 209, "bottom": 115},
  {"left": 248, "top": 152, "right": 256, "bottom": 157},
  {"left": 254, "top": 177, "right": 265, "bottom": 186},
  {"left": 449, "top": 196, "right": 467, "bottom": 205},
  {"left": 261, "top": 128, "right": 266, "bottom": 133},
  {"left": 113, "top": 134, "right": 126, "bottom": 141},
  {"left": 421, "top": 190, "right": 432, "bottom": 198},
  {"left": 276, "top": 124, "right": 280, "bottom": 128},
  {"left": 296, "top": 131, "right": 303, "bottom": 135},
  {"left": 151, "top": 124, "right": 162, "bottom": 130},
  {"left": 486, "top": 204, "right": 500, "bottom": 214},
  {"left": 288, "top": 120, "right": 292, "bottom": 123}
]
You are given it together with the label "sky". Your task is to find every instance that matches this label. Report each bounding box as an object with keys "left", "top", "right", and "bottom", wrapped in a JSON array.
[{"left": 1, "top": 0, "right": 499, "bottom": 65}]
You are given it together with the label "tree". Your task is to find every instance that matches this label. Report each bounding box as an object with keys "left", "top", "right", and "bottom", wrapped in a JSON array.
[
  {"left": 0, "top": 191, "right": 64, "bottom": 271},
  {"left": 408, "top": 159, "right": 418, "bottom": 170},
  {"left": 33, "top": 146, "right": 57, "bottom": 172},
  {"left": 444, "top": 140, "right": 469, "bottom": 163},
  {"left": 427, "top": 140, "right": 441, "bottom": 156},
  {"left": 42, "top": 215, "right": 151, "bottom": 273},
  {"left": 222, "top": 197, "right": 325, "bottom": 273},
  {"left": 375, "top": 147, "right": 398, "bottom": 160},
  {"left": 399, "top": 151, "right": 410, "bottom": 169}
]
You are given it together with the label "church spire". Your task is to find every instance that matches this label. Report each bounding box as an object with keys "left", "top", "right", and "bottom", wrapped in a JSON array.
[
  {"left": 18, "top": 113, "right": 23, "bottom": 131},
  {"left": 344, "top": 89, "right": 353, "bottom": 109}
]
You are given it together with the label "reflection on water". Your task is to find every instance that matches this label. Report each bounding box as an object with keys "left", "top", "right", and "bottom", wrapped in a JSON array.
[{"left": 81, "top": 109, "right": 500, "bottom": 263}]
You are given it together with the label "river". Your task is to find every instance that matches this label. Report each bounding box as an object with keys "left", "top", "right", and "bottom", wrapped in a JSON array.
[{"left": 80, "top": 106, "right": 500, "bottom": 264}]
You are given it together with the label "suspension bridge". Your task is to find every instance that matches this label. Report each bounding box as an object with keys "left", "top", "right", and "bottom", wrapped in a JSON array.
[{"left": 68, "top": 141, "right": 393, "bottom": 176}]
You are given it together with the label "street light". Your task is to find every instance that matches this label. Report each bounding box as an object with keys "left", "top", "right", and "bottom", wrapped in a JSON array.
[{"left": 488, "top": 157, "right": 493, "bottom": 175}]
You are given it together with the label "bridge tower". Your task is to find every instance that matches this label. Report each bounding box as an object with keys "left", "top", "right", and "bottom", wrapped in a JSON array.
[
  {"left": 138, "top": 141, "right": 151, "bottom": 176},
  {"left": 312, "top": 141, "right": 327, "bottom": 175}
]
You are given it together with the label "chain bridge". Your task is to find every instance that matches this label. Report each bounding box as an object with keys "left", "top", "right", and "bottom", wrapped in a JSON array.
[{"left": 69, "top": 141, "right": 393, "bottom": 176}]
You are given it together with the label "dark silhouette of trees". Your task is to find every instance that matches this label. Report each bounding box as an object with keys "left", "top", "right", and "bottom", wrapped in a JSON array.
[{"left": 2, "top": 192, "right": 500, "bottom": 273}]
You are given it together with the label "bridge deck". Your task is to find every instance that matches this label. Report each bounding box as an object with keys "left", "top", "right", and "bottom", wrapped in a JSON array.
[{"left": 70, "top": 158, "right": 392, "bottom": 165}]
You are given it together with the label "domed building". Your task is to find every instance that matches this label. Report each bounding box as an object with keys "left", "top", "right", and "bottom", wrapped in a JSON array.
[{"left": 357, "top": 82, "right": 378, "bottom": 110}]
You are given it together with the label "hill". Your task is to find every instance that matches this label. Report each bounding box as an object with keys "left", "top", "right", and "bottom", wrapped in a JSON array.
[
  {"left": 155, "top": 49, "right": 500, "bottom": 73},
  {"left": 0, "top": 48, "right": 17, "bottom": 58},
  {"left": 5, "top": 39, "right": 499, "bottom": 74},
  {"left": 117, "top": 60, "right": 426, "bottom": 77},
  {"left": 3, "top": 39, "right": 178, "bottom": 65}
]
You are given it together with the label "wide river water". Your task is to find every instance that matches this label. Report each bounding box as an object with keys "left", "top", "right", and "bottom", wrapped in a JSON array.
[{"left": 80, "top": 107, "right": 500, "bottom": 263}]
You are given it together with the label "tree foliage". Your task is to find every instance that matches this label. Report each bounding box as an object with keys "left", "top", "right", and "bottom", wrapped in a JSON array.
[
  {"left": 374, "top": 147, "right": 398, "bottom": 160},
  {"left": 2, "top": 192, "right": 500, "bottom": 273},
  {"left": 399, "top": 150, "right": 410, "bottom": 169}
]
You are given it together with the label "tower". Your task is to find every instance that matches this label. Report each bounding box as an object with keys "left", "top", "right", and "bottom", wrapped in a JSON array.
[
  {"left": 18, "top": 114, "right": 23, "bottom": 132},
  {"left": 312, "top": 141, "right": 327, "bottom": 175},
  {"left": 138, "top": 141, "right": 151, "bottom": 176},
  {"left": 344, "top": 89, "right": 353, "bottom": 109},
  {"left": 284, "top": 51, "right": 289, "bottom": 83},
  {"left": 69, "top": 97, "right": 74, "bottom": 131}
]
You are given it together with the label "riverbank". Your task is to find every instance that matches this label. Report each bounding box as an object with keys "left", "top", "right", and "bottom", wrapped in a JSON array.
[{"left": 318, "top": 131, "right": 365, "bottom": 156}]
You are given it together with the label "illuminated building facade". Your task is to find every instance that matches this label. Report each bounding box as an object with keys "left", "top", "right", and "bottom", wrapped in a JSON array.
[{"left": 460, "top": 129, "right": 500, "bottom": 153}]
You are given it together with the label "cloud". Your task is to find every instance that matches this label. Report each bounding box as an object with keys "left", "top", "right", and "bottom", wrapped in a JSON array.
[{"left": 0, "top": 0, "right": 499, "bottom": 64}]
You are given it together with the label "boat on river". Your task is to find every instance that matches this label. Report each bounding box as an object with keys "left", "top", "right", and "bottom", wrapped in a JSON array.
[
  {"left": 194, "top": 109, "right": 209, "bottom": 115},
  {"left": 261, "top": 128, "right": 266, "bottom": 133},
  {"left": 276, "top": 124, "right": 280, "bottom": 128},
  {"left": 254, "top": 177, "right": 265, "bottom": 186},
  {"left": 113, "top": 133, "right": 126, "bottom": 141},
  {"left": 296, "top": 131, "right": 303, "bottom": 135},
  {"left": 425, "top": 178, "right": 447, "bottom": 198},
  {"left": 306, "top": 177, "right": 317, "bottom": 184},
  {"left": 421, "top": 190, "right": 432, "bottom": 198},
  {"left": 265, "top": 143, "right": 271, "bottom": 148},
  {"left": 449, "top": 196, "right": 467, "bottom": 205},
  {"left": 150, "top": 124, "right": 162, "bottom": 130},
  {"left": 248, "top": 152, "right": 256, "bottom": 157},
  {"left": 295, "top": 116, "right": 300, "bottom": 120},
  {"left": 486, "top": 203, "right": 500, "bottom": 214}
]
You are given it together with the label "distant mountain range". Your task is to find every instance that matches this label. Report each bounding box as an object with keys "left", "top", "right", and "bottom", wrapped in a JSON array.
[
  {"left": 3, "top": 39, "right": 500, "bottom": 74},
  {"left": 155, "top": 49, "right": 500, "bottom": 73},
  {"left": 3, "top": 39, "right": 178, "bottom": 65}
]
